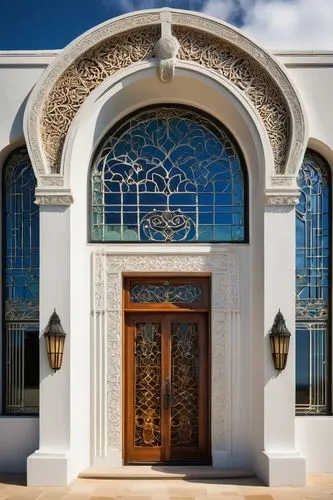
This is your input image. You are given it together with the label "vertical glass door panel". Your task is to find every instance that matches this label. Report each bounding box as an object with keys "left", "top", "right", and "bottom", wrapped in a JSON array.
[
  {"left": 125, "top": 312, "right": 209, "bottom": 464},
  {"left": 171, "top": 321, "right": 199, "bottom": 448},
  {"left": 134, "top": 321, "right": 162, "bottom": 448}
]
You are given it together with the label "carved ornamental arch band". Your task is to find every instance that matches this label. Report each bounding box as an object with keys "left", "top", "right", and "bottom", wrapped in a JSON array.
[{"left": 24, "top": 9, "right": 307, "bottom": 206}]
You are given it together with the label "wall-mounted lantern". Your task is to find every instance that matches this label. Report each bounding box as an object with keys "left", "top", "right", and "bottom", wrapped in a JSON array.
[
  {"left": 43, "top": 309, "right": 66, "bottom": 372},
  {"left": 269, "top": 310, "right": 291, "bottom": 372}
]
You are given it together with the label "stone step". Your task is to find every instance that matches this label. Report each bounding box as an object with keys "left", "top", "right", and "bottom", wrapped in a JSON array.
[{"left": 79, "top": 465, "right": 254, "bottom": 480}]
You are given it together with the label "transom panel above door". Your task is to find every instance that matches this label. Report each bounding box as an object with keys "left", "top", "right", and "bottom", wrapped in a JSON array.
[{"left": 124, "top": 277, "right": 210, "bottom": 464}]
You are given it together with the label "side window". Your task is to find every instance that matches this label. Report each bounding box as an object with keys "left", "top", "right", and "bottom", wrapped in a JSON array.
[
  {"left": 296, "top": 150, "right": 330, "bottom": 415},
  {"left": 3, "top": 147, "right": 39, "bottom": 414}
]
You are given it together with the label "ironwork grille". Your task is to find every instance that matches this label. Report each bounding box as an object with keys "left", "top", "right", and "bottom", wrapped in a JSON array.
[
  {"left": 91, "top": 106, "right": 246, "bottom": 242},
  {"left": 3, "top": 147, "right": 39, "bottom": 414},
  {"left": 130, "top": 283, "right": 202, "bottom": 304},
  {"left": 295, "top": 150, "right": 330, "bottom": 415}
]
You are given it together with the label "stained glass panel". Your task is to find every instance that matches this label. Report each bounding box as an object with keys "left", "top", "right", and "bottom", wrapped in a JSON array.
[
  {"left": 295, "top": 150, "right": 330, "bottom": 415},
  {"left": 171, "top": 322, "right": 199, "bottom": 447},
  {"left": 3, "top": 147, "right": 39, "bottom": 414},
  {"left": 130, "top": 284, "right": 202, "bottom": 304},
  {"left": 134, "top": 321, "right": 162, "bottom": 447},
  {"left": 91, "top": 106, "right": 246, "bottom": 242}
]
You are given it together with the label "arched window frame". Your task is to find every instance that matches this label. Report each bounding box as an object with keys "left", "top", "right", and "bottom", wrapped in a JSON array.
[
  {"left": 2, "top": 146, "right": 40, "bottom": 415},
  {"left": 295, "top": 149, "right": 331, "bottom": 415},
  {"left": 89, "top": 104, "right": 248, "bottom": 244}
]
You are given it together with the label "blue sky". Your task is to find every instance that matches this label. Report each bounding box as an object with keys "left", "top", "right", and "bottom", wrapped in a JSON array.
[{"left": 0, "top": 0, "right": 332, "bottom": 50}]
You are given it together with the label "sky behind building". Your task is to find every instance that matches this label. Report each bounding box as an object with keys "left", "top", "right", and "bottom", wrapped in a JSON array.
[{"left": 0, "top": 0, "right": 332, "bottom": 50}]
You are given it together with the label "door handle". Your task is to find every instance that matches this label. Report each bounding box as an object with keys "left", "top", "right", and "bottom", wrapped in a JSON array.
[{"left": 163, "top": 378, "right": 170, "bottom": 410}]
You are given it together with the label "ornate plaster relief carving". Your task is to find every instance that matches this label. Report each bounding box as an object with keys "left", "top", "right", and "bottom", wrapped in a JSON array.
[
  {"left": 24, "top": 9, "right": 307, "bottom": 205},
  {"left": 171, "top": 11, "right": 306, "bottom": 176},
  {"left": 91, "top": 250, "right": 240, "bottom": 465},
  {"left": 34, "top": 190, "right": 73, "bottom": 206},
  {"left": 154, "top": 35, "right": 179, "bottom": 82},
  {"left": 154, "top": 10, "right": 179, "bottom": 83},
  {"left": 270, "top": 176, "right": 295, "bottom": 187},
  {"left": 174, "top": 27, "right": 289, "bottom": 175},
  {"left": 265, "top": 192, "right": 300, "bottom": 206},
  {"left": 40, "top": 26, "right": 159, "bottom": 173}
]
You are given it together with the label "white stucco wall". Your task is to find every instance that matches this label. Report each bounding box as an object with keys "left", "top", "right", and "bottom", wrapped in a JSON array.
[
  {"left": 0, "top": 46, "right": 333, "bottom": 479},
  {"left": 0, "top": 418, "right": 38, "bottom": 472},
  {"left": 0, "top": 52, "right": 56, "bottom": 150}
]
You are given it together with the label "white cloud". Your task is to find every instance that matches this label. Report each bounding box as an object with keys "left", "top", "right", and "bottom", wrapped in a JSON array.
[
  {"left": 103, "top": 0, "right": 333, "bottom": 49},
  {"left": 239, "top": 0, "right": 333, "bottom": 50}
]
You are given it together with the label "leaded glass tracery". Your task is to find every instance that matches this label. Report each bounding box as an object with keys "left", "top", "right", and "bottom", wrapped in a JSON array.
[
  {"left": 295, "top": 150, "right": 330, "bottom": 415},
  {"left": 130, "top": 283, "right": 202, "bottom": 304},
  {"left": 3, "top": 147, "right": 39, "bottom": 414},
  {"left": 91, "top": 106, "right": 246, "bottom": 242}
]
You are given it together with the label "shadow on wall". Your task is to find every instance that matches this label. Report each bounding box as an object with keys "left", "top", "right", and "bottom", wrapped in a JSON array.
[
  {"left": 10, "top": 92, "right": 30, "bottom": 143},
  {"left": 0, "top": 417, "right": 38, "bottom": 473}
]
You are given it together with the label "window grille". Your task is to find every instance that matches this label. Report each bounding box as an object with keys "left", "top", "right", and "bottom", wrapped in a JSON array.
[
  {"left": 3, "top": 147, "right": 39, "bottom": 414},
  {"left": 90, "top": 106, "right": 246, "bottom": 243},
  {"left": 295, "top": 150, "right": 330, "bottom": 415}
]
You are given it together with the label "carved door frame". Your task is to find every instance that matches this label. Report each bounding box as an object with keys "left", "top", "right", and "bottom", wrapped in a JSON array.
[{"left": 91, "top": 250, "right": 240, "bottom": 468}]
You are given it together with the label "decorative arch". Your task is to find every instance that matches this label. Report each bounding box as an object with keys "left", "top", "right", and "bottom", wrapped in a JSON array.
[
  {"left": 90, "top": 104, "right": 247, "bottom": 243},
  {"left": 23, "top": 8, "right": 307, "bottom": 205}
]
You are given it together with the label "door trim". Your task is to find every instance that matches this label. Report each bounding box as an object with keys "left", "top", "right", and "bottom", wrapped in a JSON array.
[{"left": 91, "top": 251, "right": 240, "bottom": 469}]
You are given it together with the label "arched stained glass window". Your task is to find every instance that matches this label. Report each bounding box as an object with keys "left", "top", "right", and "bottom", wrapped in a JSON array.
[
  {"left": 90, "top": 106, "right": 246, "bottom": 242},
  {"left": 296, "top": 150, "right": 330, "bottom": 415},
  {"left": 3, "top": 147, "right": 39, "bottom": 414}
]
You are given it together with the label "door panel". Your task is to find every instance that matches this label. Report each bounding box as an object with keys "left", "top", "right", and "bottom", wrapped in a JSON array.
[
  {"left": 169, "top": 314, "right": 209, "bottom": 461},
  {"left": 126, "top": 316, "right": 164, "bottom": 462},
  {"left": 125, "top": 312, "right": 210, "bottom": 464}
]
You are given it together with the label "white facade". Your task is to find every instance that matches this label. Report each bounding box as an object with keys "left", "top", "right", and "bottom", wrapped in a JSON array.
[{"left": 0, "top": 8, "right": 333, "bottom": 488}]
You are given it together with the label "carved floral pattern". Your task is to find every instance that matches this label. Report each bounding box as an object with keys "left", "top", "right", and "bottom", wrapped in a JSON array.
[
  {"left": 92, "top": 251, "right": 239, "bottom": 462},
  {"left": 174, "top": 27, "right": 290, "bottom": 174},
  {"left": 41, "top": 27, "right": 159, "bottom": 173},
  {"left": 39, "top": 22, "right": 293, "bottom": 176}
]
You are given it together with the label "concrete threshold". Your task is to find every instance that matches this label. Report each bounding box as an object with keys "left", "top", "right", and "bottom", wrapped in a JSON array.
[{"left": 79, "top": 465, "right": 254, "bottom": 480}]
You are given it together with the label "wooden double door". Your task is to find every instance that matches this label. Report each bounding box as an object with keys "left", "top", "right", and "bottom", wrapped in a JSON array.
[{"left": 124, "top": 312, "right": 210, "bottom": 464}]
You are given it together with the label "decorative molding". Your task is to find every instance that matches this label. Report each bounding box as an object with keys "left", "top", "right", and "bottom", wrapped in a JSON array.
[
  {"left": 171, "top": 11, "right": 307, "bottom": 176},
  {"left": 154, "top": 11, "right": 179, "bottom": 83},
  {"left": 211, "top": 310, "right": 228, "bottom": 451},
  {"left": 91, "top": 249, "right": 240, "bottom": 466},
  {"left": 24, "top": 8, "right": 306, "bottom": 187},
  {"left": 34, "top": 190, "right": 73, "bottom": 206},
  {"left": 270, "top": 176, "right": 295, "bottom": 187},
  {"left": 175, "top": 26, "right": 290, "bottom": 175},
  {"left": 39, "top": 175, "right": 64, "bottom": 187},
  {"left": 154, "top": 35, "right": 179, "bottom": 82},
  {"left": 40, "top": 26, "right": 159, "bottom": 173},
  {"left": 265, "top": 191, "right": 300, "bottom": 206}
]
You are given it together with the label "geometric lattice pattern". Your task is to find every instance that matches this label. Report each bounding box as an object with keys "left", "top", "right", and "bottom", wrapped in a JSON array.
[
  {"left": 3, "top": 147, "right": 40, "bottom": 414},
  {"left": 171, "top": 322, "right": 199, "bottom": 447},
  {"left": 91, "top": 106, "right": 245, "bottom": 242},
  {"left": 134, "top": 322, "right": 162, "bottom": 447},
  {"left": 295, "top": 150, "right": 330, "bottom": 415}
]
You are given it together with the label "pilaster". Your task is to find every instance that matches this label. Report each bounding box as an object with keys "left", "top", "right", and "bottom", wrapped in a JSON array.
[
  {"left": 257, "top": 200, "right": 306, "bottom": 486},
  {"left": 27, "top": 205, "right": 72, "bottom": 486}
]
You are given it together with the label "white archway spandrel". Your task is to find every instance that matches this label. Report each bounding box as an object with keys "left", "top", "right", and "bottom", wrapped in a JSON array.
[{"left": 23, "top": 8, "right": 308, "bottom": 205}]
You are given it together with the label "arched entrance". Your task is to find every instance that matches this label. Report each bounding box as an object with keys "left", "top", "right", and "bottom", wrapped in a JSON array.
[{"left": 23, "top": 7, "right": 308, "bottom": 487}]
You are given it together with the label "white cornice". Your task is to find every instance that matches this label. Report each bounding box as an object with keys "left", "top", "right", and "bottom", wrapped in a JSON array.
[
  {"left": 274, "top": 51, "right": 333, "bottom": 67},
  {"left": 0, "top": 50, "right": 59, "bottom": 66}
]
